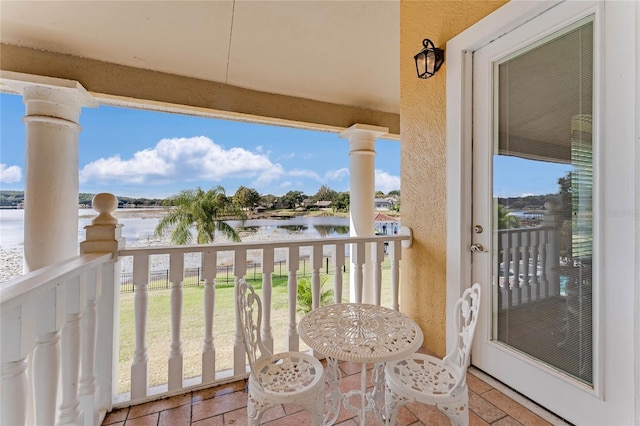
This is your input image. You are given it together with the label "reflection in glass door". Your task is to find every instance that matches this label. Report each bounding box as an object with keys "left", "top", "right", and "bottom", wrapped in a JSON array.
[{"left": 492, "top": 19, "right": 593, "bottom": 384}]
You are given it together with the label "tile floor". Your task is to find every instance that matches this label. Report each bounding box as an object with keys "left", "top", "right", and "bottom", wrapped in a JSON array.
[{"left": 103, "top": 352, "right": 570, "bottom": 426}]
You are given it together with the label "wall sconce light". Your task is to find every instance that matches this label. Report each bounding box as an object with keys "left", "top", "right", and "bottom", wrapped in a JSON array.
[{"left": 414, "top": 39, "right": 445, "bottom": 79}]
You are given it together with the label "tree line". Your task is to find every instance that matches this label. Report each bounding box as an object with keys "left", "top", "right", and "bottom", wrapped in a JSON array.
[{"left": 0, "top": 186, "right": 401, "bottom": 212}]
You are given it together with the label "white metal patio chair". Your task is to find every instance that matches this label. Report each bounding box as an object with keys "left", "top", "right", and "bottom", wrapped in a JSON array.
[
  {"left": 236, "top": 279, "right": 325, "bottom": 425},
  {"left": 384, "top": 283, "right": 481, "bottom": 426}
]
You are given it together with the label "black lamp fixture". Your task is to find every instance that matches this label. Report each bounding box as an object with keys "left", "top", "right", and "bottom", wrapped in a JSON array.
[{"left": 414, "top": 39, "right": 445, "bottom": 79}]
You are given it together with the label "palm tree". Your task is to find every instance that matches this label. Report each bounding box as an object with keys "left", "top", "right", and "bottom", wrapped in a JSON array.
[
  {"left": 497, "top": 204, "right": 521, "bottom": 229},
  {"left": 154, "top": 186, "right": 247, "bottom": 245}
]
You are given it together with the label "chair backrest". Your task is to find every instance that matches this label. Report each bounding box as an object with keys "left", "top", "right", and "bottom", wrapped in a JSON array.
[
  {"left": 443, "top": 283, "right": 481, "bottom": 377},
  {"left": 236, "top": 279, "right": 271, "bottom": 380}
]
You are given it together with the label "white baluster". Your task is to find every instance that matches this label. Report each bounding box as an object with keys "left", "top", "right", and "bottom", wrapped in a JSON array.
[
  {"left": 131, "top": 255, "right": 149, "bottom": 399},
  {"left": 201, "top": 250, "right": 217, "bottom": 384},
  {"left": 501, "top": 231, "right": 511, "bottom": 310},
  {"left": 32, "top": 287, "right": 63, "bottom": 425},
  {"left": 351, "top": 242, "right": 365, "bottom": 303},
  {"left": 261, "top": 247, "right": 274, "bottom": 353},
  {"left": 233, "top": 248, "right": 247, "bottom": 376},
  {"left": 521, "top": 230, "right": 531, "bottom": 303},
  {"left": 2, "top": 359, "right": 29, "bottom": 426},
  {"left": 310, "top": 244, "right": 322, "bottom": 310},
  {"left": 389, "top": 240, "right": 402, "bottom": 311},
  {"left": 372, "top": 240, "right": 385, "bottom": 306},
  {"left": 511, "top": 231, "right": 521, "bottom": 306},
  {"left": 1, "top": 304, "right": 35, "bottom": 426},
  {"left": 539, "top": 230, "right": 549, "bottom": 297},
  {"left": 531, "top": 230, "right": 540, "bottom": 300},
  {"left": 286, "top": 246, "right": 300, "bottom": 351},
  {"left": 332, "top": 244, "right": 345, "bottom": 303},
  {"left": 168, "top": 253, "right": 184, "bottom": 391},
  {"left": 79, "top": 267, "right": 100, "bottom": 426},
  {"left": 58, "top": 275, "right": 85, "bottom": 426}
]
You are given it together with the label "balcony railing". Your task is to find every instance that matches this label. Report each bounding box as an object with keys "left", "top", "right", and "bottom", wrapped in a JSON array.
[{"left": 0, "top": 200, "right": 412, "bottom": 425}]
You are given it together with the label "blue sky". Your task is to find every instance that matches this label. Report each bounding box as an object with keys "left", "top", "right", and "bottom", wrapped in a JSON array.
[
  {"left": 1, "top": 92, "right": 570, "bottom": 199},
  {"left": 0, "top": 93, "right": 401, "bottom": 198}
]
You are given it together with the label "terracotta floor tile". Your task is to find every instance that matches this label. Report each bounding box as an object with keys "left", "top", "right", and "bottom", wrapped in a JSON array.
[
  {"left": 129, "top": 393, "right": 192, "bottom": 419},
  {"left": 482, "top": 389, "right": 553, "bottom": 426},
  {"left": 108, "top": 423, "right": 125, "bottom": 426},
  {"left": 469, "top": 390, "right": 507, "bottom": 423},
  {"left": 334, "top": 419, "right": 358, "bottom": 426},
  {"left": 191, "top": 415, "right": 223, "bottom": 426},
  {"left": 103, "top": 407, "right": 129, "bottom": 424},
  {"left": 262, "top": 408, "right": 317, "bottom": 426},
  {"left": 492, "top": 416, "right": 524, "bottom": 426},
  {"left": 159, "top": 404, "right": 191, "bottom": 426},
  {"left": 467, "top": 372, "right": 493, "bottom": 395},
  {"left": 192, "top": 381, "right": 247, "bottom": 403},
  {"left": 339, "top": 361, "right": 371, "bottom": 376},
  {"left": 192, "top": 391, "right": 248, "bottom": 421},
  {"left": 470, "top": 410, "right": 492, "bottom": 426},
  {"left": 124, "top": 413, "right": 159, "bottom": 426},
  {"left": 404, "top": 401, "right": 450, "bottom": 425},
  {"left": 224, "top": 404, "right": 287, "bottom": 424}
]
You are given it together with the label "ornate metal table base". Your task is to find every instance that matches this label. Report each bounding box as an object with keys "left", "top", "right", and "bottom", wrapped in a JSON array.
[{"left": 298, "top": 303, "right": 424, "bottom": 426}]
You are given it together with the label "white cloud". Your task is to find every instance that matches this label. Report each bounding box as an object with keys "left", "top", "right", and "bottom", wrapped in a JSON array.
[
  {"left": 80, "top": 136, "right": 285, "bottom": 185},
  {"left": 520, "top": 192, "right": 534, "bottom": 197},
  {"left": 0, "top": 164, "right": 22, "bottom": 183},
  {"left": 325, "top": 168, "right": 349, "bottom": 181},
  {"left": 289, "top": 169, "right": 321, "bottom": 180},
  {"left": 375, "top": 169, "right": 400, "bottom": 193}
]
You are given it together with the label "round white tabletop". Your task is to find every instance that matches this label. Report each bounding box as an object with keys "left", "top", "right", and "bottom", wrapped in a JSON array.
[{"left": 298, "top": 303, "right": 424, "bottom": 364}]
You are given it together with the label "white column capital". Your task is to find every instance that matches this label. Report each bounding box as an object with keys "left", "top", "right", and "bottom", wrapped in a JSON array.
[
  {"left": 1, "top": 71, "right": 98, "bottom": 123},
  {"left": 340, "top": 123, "right": 388, "bottom": 140}
]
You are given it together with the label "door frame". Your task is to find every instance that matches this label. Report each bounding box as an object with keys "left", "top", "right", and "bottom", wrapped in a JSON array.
[{"left": 445, "top": 0, "right": 639, "bottom": 424}]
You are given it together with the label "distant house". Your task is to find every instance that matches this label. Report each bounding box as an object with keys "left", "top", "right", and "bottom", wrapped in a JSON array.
[
  {"left": 315, "top": 200, "right": 332, "bottom": 210},
  {"left": 375, "top": 198, "right": 395, "bottom": 210}
]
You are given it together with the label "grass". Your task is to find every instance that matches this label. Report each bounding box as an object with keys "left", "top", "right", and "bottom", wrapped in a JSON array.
[{"left": 117, "top": 259, "right": 396, "bottom": 393}]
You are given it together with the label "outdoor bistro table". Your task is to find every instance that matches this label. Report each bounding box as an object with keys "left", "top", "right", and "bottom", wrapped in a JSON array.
[{"left": 298, "top": 303, "right": 424, "bottom": 425}]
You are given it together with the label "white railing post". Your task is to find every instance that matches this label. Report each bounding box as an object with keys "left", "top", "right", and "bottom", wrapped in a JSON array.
[
  {"left": 389, "top": 240, "right": 402, "bottom": 311},
  {"left": 79, "top": 193, "right": 124, "bottom": 416},
  {"left": 79, "top": 267, "right": 100, "bottom": 426},
  {"left": 201, "top": 250, "right": 217, "bottom": 384},
  {"left": 351, "top": 242, "right": 366, "bottom": 303},
  {"left": 233, "top": 248, "right": 248, "bottom": 376},
  {"left": 130, "top": 255, "right": 149, "bottom": 399},
  {"left": 372, "top": 241, "right": 385, "bottom": 306},
  {"left": 1, "top": 303, "right": 35, "bottom": 426},
  {"left": 286, "top": 246, "right": 300, "bottom": 351},
  {"left": 332, "top": 244, "right": 345, "bottom": 303},
  {"left": 57, "top": 276, "right": 85, "bottom": 426},
  {"left": 261, "top": 247, "right": 275, "bottom": 353},
  {"left": 310, "top": 245, "right": 322, "bottom": 310},
  {"left": 543, "top": 201, "right": 562, "bottom": 296},
  {"left": 32, "top": 287, "right": 63, "bottom": 425},
  {"left": 168, "top": 253, "right": 184, "bottom": 391}
]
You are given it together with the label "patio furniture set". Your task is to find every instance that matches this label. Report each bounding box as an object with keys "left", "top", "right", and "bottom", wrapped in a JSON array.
[{"left": 236, "top": 279, "right": 481, "bottom": 425}]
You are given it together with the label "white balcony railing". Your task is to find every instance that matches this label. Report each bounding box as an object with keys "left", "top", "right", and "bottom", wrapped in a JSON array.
[
  {"left": 1, "top": 252, "right": 116, "bottom": 426},
  {"left": 0, "top": 195, "right": 412, "bottom": 425}
]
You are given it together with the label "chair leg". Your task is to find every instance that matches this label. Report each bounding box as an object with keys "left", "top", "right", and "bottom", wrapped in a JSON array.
[
  {"left": 436, "top": 396, "right": 469, "bottom": 426},
  {"left": 247, "top": 392, "right": 273, "bottom": 426},
  {"left": 385, "top": 383, "right": 410, "bottom": 425}
]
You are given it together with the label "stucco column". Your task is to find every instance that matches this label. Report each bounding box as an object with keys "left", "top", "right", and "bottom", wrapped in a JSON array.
[
  {"left": 1, "top": 72, "right": 98, "bottom": 272},
  {"left": 340, "top": 124, "right": 388, "bottom": 303}
]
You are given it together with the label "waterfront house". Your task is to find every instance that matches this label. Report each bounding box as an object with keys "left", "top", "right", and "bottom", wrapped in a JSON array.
[{"left": 0, "top": 1, "right": 638, "bottom": 425}]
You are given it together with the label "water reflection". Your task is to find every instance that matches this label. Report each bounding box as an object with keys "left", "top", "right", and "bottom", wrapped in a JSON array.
[
  {"left": 314, "top": 225, "right": 349, "bottom": 237},
  {"left": 278, "top": 225, "right": 308, "bottom": 232}
]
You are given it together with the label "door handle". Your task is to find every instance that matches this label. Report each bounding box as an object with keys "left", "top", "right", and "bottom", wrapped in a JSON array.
[{"left": 470, "top": 243, "right": 488, "bottom": 253}]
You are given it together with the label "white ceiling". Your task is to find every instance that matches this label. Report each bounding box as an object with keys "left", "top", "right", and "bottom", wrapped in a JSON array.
[{"left": 0, "top": 0, "right": 400, "bottom": 114}]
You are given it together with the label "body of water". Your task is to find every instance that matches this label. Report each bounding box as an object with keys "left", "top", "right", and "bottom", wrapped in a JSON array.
[{"left": 0, "top": 209, "right": 351, "bottom": 249}]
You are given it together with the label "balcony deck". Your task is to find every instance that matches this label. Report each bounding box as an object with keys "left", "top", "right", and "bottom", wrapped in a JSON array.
[{"left": 102, "top": 350, "right": 569, "bottom": 426}]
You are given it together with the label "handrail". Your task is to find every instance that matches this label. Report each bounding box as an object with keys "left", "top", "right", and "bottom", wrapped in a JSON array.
[
  {"left": 118, "top": 232, "right": 411, "bottom": 257},
  {"left": 0, "top": 252, "right": 112, "bottom": 310}
]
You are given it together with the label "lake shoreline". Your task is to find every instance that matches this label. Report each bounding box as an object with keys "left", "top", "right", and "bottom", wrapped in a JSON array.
[{"left": 1, "top": 208, "right": 379, "bottom": 283}]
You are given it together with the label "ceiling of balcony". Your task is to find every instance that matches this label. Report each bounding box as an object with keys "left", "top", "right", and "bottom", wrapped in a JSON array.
[{"left": 0, "top": 0, "right": 400, "bottom": 115}]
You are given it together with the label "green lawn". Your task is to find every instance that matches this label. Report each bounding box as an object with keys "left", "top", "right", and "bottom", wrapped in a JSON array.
[{"left": 117, "top": 260, "right": 396, "bottom": 393}]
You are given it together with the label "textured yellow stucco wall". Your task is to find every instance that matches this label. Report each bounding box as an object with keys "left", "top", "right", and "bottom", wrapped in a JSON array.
[{"left": 399, "top": 0, "right": 507, "bottom": 356}]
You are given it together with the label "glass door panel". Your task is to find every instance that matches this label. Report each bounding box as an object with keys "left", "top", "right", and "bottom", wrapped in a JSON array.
[{"left": 492, "top": 19, "right": 593, "bottom": 384}]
